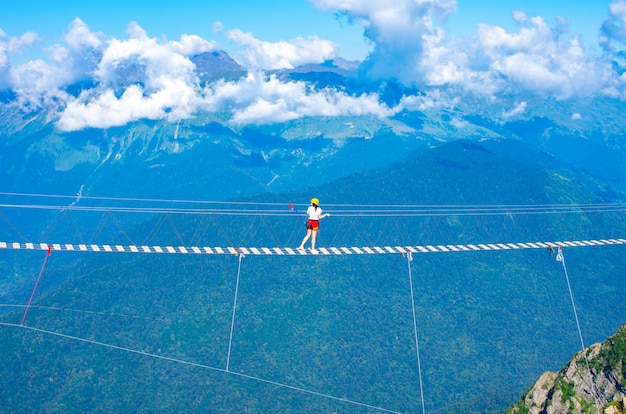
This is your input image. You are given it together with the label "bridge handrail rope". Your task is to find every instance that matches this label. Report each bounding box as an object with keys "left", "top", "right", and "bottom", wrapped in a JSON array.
[
  {"left": 2, "top": 190, "right": 626, "bottom": 218},
  {"left": 1, "top": 203, "right": 626, "bottom": 217},
  {"left": 2, "top": 191, "right": 626, "bottom": 210}
]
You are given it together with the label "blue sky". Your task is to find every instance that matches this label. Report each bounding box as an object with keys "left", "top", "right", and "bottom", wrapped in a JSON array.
[
  {"left": 0, "top": 0, "right": 612, "bottom": 60},
  {"left": 0, "top": 0, "right": 625, "bottom": 131},
  {"left": 3, "top": 1, "right": 366, "bottom": 59}
]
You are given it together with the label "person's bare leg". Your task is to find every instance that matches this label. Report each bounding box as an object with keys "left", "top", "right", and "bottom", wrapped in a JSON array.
[
  {"left": 311, "top": 231, "right": 318, "bottom": 251},
  {"left": 299, "top": 230, "right": 311, "bottom": 249}
]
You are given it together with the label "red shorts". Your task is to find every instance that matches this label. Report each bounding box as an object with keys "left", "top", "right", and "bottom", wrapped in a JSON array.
[{"left": 307, "top": 219, "right": 319, "bottom": 231}]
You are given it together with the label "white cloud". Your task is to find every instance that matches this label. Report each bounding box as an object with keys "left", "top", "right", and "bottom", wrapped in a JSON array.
[
  {"left": 63, "top": 18, "right": 102, "bottom": 51},
  {"left": 1, "top": 19, "right": 217, "bottom": 113},
  {"left": 213, "top": 21, "right": 225, "bottom": 33},
  {"left": 312, "top": 1, "right": 626, "bottom": 99},
  {"left": 168, "top": 34, "right": 217, "bottom": 56},
  {"left": 502, "top": 101, "right": 527, "bottom": 119},
  {"left": 475, "top": 17, "right": 615, "bottom": 98},
  {"left": 3, "top": 19, "right": 103, "bottom": 107},
  {"left": 450, "top": 117, "right": 469, "bottom": 129},
  {"left": 202, "top": 72, "right": 395, "bottom": 125},
  {"left": 9, "top": 60, "right": 70, "bottom": 106},
  {"left": 310, "top": 0, "right": 457, "bottom": 81},
  {"left": 398, "top": 88, "right": 456, "bottom": 112},
  {"left": 57, "top": 22, "right": 212, "bottom": 130},
  {"left": 0, "top": 30, "right": 39, "bottom": 89},
  {"left": 42, "top": 20, "right": 388, "bottom": 131},
  {"left": 411, "top": 12, "right": 619, "bottom": 99},
  {"left": 224, "top": 28, "right": 339, "bottom": 70},
  {"left": 601, "top": 1, "right": 626, "bottom": 67},
  {"left": 6, "top": 31, "right": 38, "bottom": 55},
  {"left": 57, "top": 70, "right": 395, "bottom": 130},
  {"left": 602, "top": 0, "right": 626, "bottom": 44},
  {"left": 57, "top": 79, "right": 199, "bottom": 131},
  {"left": 3, "top": 2, "right": 626, "bottom": 131},
  {"left": 93, "top": 22, "right": 199, "bottom": 89},
  {"left": 52, "top": 19, "right": 105, "bottom": 81}
]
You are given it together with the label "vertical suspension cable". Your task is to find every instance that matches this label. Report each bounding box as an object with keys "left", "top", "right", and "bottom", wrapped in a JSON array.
[
  {"left": 20, "top": 245, "right": 52, "bottom": 325},
  {"left": 406, "top": 251, "right": 426, "bottom": 414},
  {"left": 556, "top": 247, "right": 601, "bottom": 412},
  {"left": 226, "top": 252, "right": 244, "bottom": 372}
]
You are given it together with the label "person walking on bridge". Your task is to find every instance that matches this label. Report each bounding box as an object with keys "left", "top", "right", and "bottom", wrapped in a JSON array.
[{"left": 297, "top": 198, "right": 330, "bottom": 253}]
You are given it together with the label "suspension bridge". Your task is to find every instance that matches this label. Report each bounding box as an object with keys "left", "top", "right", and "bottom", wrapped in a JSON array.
[{"left": 0, "top": 191, "right": 625, "bottom": 413}]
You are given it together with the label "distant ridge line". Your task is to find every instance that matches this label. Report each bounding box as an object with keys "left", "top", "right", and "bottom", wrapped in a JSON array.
[{"left": 1, "top": 239, "right": 625, "bottom": 255}]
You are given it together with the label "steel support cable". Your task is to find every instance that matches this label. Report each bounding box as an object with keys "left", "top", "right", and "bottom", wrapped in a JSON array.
[
  {"left": 29, "top": 205, "right": 626, "bottom": 215},
  {"left": 90, "top": 211, "right": 109, "bottom": 244},
  {"left": 187, "top": 216, "right": 203, "bottom": 246},
  {"left": 141, "top": 214, "right": 167, "bottom": 246},
  {"left": 0, "top": 210, "right": 30, "bottom": 242},
  {"left": 209, "top": 215, "right": 237, "bottom": 253},
  {"left": 258, "top": 215, "right": 284, "bottom": 248},
  {"left": 0, "top": 207, "right": 623, "bottom": 218},
  {"left": 339, "top": 216, "right": 359, "bottom": 246},
  {"left": 483, "top": 214, "right": 500, "bottom": 242},
  {"left": 165, "top": 212, "right": 186, "bottom": 246},
  {"left": 20, "top": 246, "right": 51, "bottom": 325},
  {"left": 432, "top": 214, "right": 455, "bottom": 245},
  {"left": 494, "top": 214, "right": 510, "bottom": 242},
  {"left": 39, "top": 210, "right": 63, "bottom": 242},
  {"left": 370, "top": 215, "right": 391, "bottom": 246},
  {"left": 3, "top": 191, "right": 626, "bottom": 212},
  {"left": 0, "top": 303, "right": 171, "bottom": 323},
  {"left": 0, "top": 321, "right": 401, "bottom": 414},
  {"left": 406, "top": 252, "right": 426, "bottom": 414},
  {"left": 107, "top": 210, "right": 136, "bottom": 245},
  {"left": 2, "top": 199, "right": 626, "bottom": 217},
  {"left": 188, "top": 215, "right": 210, "bottom": 246},
  {"left": 61, "top": 210, "right": 86, "bottom": 244},
  {"left": 285, "top": 215, "right": 304, "bottom": 247},
  {"left": 226, "top": 253, "right": 243, "bottom": 372},
  {"left": 231, "top": 216, "right": 259, "bottom": 248},
  {"left": 327, "top": 216, "right": 345, "bottom": 247},
  {"left": 421, "top": 216, "right": 437, "bottom": 247},
  {"left": 392, "top": 216, "right": 414, "bottom": 246},
  {"left": 0, "top": 191, "right": 307, "bottom": 208},
  {"left": 343, "top": 215, "right": 375, "bottom": 248},
  {"left": 556, "top": 247, "right": 603, "bottom": 412}
]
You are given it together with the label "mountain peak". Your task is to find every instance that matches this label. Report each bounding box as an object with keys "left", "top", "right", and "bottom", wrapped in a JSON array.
[
  {"left": 507, "top": 323, "right": 626, "bottom": 413},
  {"left": 191, "top": 50, "right": 246, "bottom": 82}
]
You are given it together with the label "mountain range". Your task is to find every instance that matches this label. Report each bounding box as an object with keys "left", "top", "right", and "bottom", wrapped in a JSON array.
[{"left": 0, "top": 50, "right": 626, "bottom": 413}]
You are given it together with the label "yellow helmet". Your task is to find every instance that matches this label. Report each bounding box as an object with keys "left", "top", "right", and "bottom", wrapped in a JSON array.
[{"left": 310, "top": 197, "right": 319, "bottom": 205}]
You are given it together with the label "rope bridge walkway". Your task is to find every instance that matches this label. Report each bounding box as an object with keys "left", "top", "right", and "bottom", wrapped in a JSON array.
[{"left": 1, "top": 238, "right": 625, "bottom": 256}]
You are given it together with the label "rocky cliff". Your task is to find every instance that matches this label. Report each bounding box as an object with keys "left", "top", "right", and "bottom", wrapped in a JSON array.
[{"left": 507, "top": 323, "right": 626, "bottom": 414}]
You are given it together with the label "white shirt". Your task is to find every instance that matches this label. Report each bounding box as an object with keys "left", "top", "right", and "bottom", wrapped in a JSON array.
[{"left": 306, "top": 205, "right": 323, "bottom": 220}]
